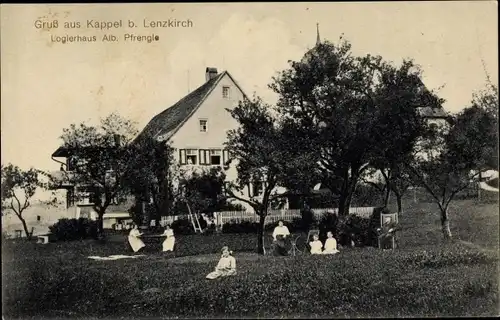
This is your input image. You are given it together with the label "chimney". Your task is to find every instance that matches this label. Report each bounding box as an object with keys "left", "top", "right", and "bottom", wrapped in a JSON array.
[{"left": 205, "top": 67, "right": 218, "bottom": 82}]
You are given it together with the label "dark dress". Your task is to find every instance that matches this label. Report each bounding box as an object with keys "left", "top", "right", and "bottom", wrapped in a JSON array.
[{"left": 273, "top": 235, "right": 291, "bottom": 256}]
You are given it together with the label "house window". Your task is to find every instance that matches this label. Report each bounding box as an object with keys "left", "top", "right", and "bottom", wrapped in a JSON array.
[
  {"left": 186, "top": 149, "right": 197, "bottom": 165},
  {"left": 198, "top": 149, "right": 224, "bottom": 165},
  {"left": 210, "top": 150, "right": 221, "bottom": 165},
  {"left": 199, "top": 119, "right": 208, "bottom": 132},
  {"left": 222, "top": 86, "right": 230, "bottom": 99}
]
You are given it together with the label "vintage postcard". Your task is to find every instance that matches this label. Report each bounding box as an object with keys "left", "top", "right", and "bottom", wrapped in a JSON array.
[{"left": 1, "top": 2, "right": 498, "bottom": 319}]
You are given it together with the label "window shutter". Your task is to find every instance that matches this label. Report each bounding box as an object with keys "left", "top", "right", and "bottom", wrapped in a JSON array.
[
  {"left": 223, "top": 150, "right": 230, "bottom": 164},
  {"left": 204, "top": 150, "right": 210, "bottom": 165},
  {"left": 179, "top": 149, "right": 186, "bottom": 165},
  {"left": 199, "top": 149, "right": 205, "bottom": 165}
]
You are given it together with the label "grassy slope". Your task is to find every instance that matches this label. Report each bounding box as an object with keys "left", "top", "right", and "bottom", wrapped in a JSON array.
[{"left": 1, "top": 199, "right": 499, "bottom": 318}]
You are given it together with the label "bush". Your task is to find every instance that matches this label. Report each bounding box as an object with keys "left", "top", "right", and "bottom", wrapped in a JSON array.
[
  {"left": 128, "top": 201, "right": 144, "bottom": 225},
  {"left": 222, "top": 219, "right": 302, "bottom": 234},
  {"left": 318, "top": 211, "right": 338, "bottom": 242},
  {"left": 316, "top": 211, "right": 374, "bottom": 247},
  {"left": 300, "top": 207, "right": 317, "bottom": 231},
  {"left": 49, "top": 218, "right": 98, "bottom": 241},
  {"left": 171, "top": 218, "right": 194, "bottom": 235},
  {"left": 222, "top": 220, "right": 259, "bottom": 234}
]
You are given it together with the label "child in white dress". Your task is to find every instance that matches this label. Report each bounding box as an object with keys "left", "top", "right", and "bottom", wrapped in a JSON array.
[
  {"left": 162, "top": 225, "right": 175, "bottom": 252},
  {"left": 309, "top": 234, "right": 323, "bottom": 255},
  {"left": 206, "top": 246, "right": 237, "bottom": 280},
  {"left": 322, "top": 231, "right": 340, "bottom": 254},
  {"left": 128, "top": 224, "right": 145, "bottom": 253}
]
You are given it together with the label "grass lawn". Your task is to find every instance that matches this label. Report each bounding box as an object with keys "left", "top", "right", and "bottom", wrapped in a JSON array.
[{"left": 2, "top": 199, "right": 499, "bottom": 318}]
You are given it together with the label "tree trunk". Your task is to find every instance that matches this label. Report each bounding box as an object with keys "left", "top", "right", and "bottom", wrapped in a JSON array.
[
  {"left": 257, "top": 214, "right": 266, "bottom": 255},
  {"left": 338, "top": 178, "right": 357, "bottom": 216},
  {"left": 18, "top": 215, "right": 32, "bottom": 241},
  {"left": 440, "top": 206, "right": 452, "bottom": 240},
  {"left": 97, "top": 211, "right": 105, "bottom": 239},
  {"left": 382, "top": 170, "right": 391, "bottom": 207},
  {"left": 383, "top": 188, "right": 391, "bottom": 207},
  {"left": 395, "top": 192, "right": 403, "bottom": 214}
]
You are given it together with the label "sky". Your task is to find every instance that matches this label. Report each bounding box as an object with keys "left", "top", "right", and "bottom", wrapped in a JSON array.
[{"left": 1, "top": 2, "right": 498, "bottom": 173}]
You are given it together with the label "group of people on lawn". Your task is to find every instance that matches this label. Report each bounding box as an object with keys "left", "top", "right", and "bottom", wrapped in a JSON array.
[
  {"left": 272, "top": 220, "right": 340, "bottom": 255},
  {"left": 128, "top": 224, "right": 175, "bottom": 253},
  {"left": 127, "top": 219, "right": 339, "bottom": 280}
]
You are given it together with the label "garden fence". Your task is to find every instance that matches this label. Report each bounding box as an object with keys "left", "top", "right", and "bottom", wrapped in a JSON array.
[{"left": 159, "top": 207, "right": 375, "bottom": 229}]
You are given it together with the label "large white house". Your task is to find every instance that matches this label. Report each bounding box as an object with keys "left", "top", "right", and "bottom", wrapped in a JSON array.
[{"left": 135, "top": 67, "right": 264, "bottom": 211}]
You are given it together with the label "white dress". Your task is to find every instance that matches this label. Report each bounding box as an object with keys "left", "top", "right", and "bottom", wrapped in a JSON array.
[
  {"left": 272, "top": 226, "right": 290, "bottom": 240},
  {"left": 309, "top": 240, "right": 323, "bottom": 254},
  {"left": 162, "top": 228, "right": 175, "bottom": 252},
  {"left": 128, "top": 228, "right": 145, "bottom": 253},
  {"left": 323, "top": 238, "right": 340, "bottom": 254},
  {"left": 206, "top": 255, "right": 237, "bottom": 280}
]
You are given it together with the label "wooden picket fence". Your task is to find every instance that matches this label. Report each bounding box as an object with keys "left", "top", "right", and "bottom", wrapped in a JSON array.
[
  {"left": 215, "top": 207, "right": 375, "bottom": 229},
  {"left": 159, "top": 207, "right": 375, "bottom": 229}
]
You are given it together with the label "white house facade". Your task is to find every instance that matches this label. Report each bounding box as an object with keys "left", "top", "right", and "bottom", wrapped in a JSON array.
[{"left": 135, "top": 67, "right": 265, "bottom": 211}]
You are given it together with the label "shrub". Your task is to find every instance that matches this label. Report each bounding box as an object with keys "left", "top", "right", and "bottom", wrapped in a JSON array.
[
  {"left": 315, "top": 210, "right": 377, "bottom": 246},
  {"left": 300, "top": 207, "right": 317, "bottom": 231},
  {"left": 128, "top": 201, "right": 144, "bottom": 225},
  {"left": 171, "top": 218, "right": 195, "bottom": 235},
  {"left": 48, "top": 218, "right": 98, "bottom": 241},
  {"left": 318, "top": 211, "right": 338, "bottom": 242},
  {"left": 222, "top": 220, "right": 258, "bottom": 234},
  {"left": 351, "top": 183, "right": 384, "bottom": 207},
  {"left": 222, "top": 219, "right": 302, "bottom": 234}
]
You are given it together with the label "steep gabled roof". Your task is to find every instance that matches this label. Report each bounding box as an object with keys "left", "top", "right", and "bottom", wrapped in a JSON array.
[
  {"left": 134, "top": 72, "right": 224, "bottom": 144},
  {"left": 134, "top": 70, "right": 248, "bottom": 144}
]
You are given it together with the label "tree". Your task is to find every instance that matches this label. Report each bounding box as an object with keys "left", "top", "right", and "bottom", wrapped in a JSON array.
[
  {"left": 271, "top": 38, "right": 441, "bottom": 216},
  {"left": 1, "top": 164, "right": 44, "bottom": 240},
  {"left": 125, "top": 136, "right": 177, "bottom": 223},
  {"left": 224, "top": 97, "right": 295, "bottom": 254},
  {"left": 407, "top": 104, "right": 497, "bottom": 239},
  {"left": 177, "top": 167, "right": 240, "bottom": 216},
  {"left": 471, "top": 81, "right": 499, "bottom": 169},
  {"left": 54, "top": 113, "right": 138, "bottom": 237}
]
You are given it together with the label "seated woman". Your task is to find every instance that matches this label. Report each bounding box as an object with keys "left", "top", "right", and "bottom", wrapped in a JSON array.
[
  {"left": 128, "top": 224, "right": 145, "bottom": 253},
  {"left": 206, "top": 246, "right": 237, "bottom": 280},
  {"left": 162, "top": 225, "right": 175, "bottom": 252},
  {"left": 309, "top": 234, "right": 323, "bottom": 255},
  {"left": 322, "top": 231, "right": 340, "bottom": 254},
  {"left": 272, "top": 220, "right": 291, "bottom": 256}
]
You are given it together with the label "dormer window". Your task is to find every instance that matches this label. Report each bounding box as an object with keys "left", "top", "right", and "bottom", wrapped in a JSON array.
[
  {"left": 199, "top": 119, "right": 208, "bottom": 132},
  {"left": 222, "top": 86, "right": 230, "bottom": 99}
]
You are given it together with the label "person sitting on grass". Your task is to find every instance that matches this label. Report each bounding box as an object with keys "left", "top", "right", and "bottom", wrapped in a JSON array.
[
  {"left": 206, "top": 246, "right": 237, "bottom": 280},
  {"left": 272, "top": 220, "right": 291, "bottom": 256},
  {"left": 309, "top": 234, "right": 323, "bottom": 255},
  {"left": 161, "top": 225, "right": 175, "bottom": 252},
  {"left": 322, "top": 231, "right": 340, "bottom": 254},
  {"left": 128, "top": 224, "right": 145, "bottom": 253}
]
